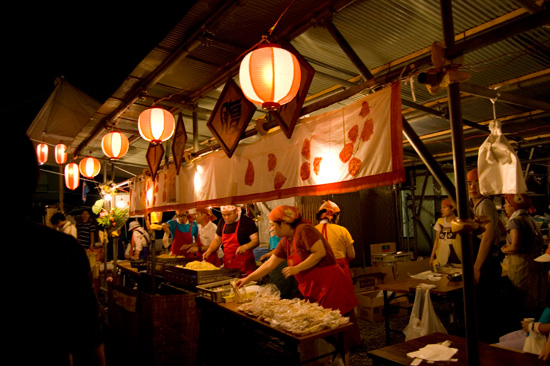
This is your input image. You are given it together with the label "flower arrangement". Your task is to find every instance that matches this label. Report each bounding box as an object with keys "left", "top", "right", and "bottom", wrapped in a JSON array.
[{"left": 97, "top": 207, "right": 129, "bottom": 232}]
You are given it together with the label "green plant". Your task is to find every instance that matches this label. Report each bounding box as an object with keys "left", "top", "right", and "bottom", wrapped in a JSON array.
[{"left": 97, "top": 207, "right": 129, "bottom": 231}]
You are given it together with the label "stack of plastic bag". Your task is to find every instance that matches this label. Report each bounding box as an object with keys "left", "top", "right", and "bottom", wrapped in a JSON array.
[{"left": 403, "top": 284, "right": 447, "bottom": 341}]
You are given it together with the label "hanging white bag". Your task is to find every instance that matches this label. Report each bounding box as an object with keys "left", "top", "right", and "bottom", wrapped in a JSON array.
[
  {"left": 403, "top": 285, "right": 447, "bottom": 341},
  {"left": 477, "top": 101, "right": 527, "bottom": 195}
]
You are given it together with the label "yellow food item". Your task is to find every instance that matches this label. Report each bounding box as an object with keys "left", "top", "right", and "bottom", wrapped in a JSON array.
[{"left": 181, "top": 261, "right": 220, "bottom": 271}]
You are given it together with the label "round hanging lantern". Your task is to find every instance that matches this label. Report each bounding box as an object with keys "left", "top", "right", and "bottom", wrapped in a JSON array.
[
  {"left": 239, "top": 43, "right": 301, "bottom": 111},
  {"left": 55, "top": 143, "right": 67, "bottom": 164},
  {"left": 102, "top": 131, "right": 129, "bottom": 159},
  {"left": 138, "top": 107, "right": 175, "bottom": 142},
  {"left": 36, "top": 143, "right": 49, "bottom": 165},
  {"left": 64, "top": 163, "right": 80, "bottom": 190},
  {"left": 79, "top": 156, "right": 101, "bottom": 178}
]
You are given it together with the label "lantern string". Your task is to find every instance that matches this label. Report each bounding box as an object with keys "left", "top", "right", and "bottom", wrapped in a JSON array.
[
  {"left": 268, "top": 0, "right": 296, "bottom": 35},
  {"left": 154, "top": 0, "right": 297, "bottom": 107}
]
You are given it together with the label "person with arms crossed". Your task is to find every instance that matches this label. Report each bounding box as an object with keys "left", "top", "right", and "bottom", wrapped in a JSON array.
[{"left": 162, "top": 209, "right": 199, "bottom": 257}]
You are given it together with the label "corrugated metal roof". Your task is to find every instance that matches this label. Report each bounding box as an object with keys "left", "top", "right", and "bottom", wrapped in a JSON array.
[{"left": 44, "top": 0, "right": 550, "bottom": 178}]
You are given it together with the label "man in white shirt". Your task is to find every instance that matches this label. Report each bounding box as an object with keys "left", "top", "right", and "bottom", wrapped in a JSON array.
[
  {"left": 188, "top": 207, "right": 220, "bottom": 266},
  {"left": 50, "top": 213, "right": 77, "bottom": 238}
]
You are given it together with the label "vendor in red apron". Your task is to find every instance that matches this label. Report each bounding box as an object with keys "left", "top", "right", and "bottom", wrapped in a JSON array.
[
  {"left": 162, "top": 209, "right": 199, "bottom": 257},
  {"left": 202, "top": 205, "right": 259, "bottom": 275},
  {"left": 314, "top": 200, "right": 355, "bottom": 281},
  {"left": 188, "top": 207, "right": 220, "bottom": 266},
  {"left": 235, "top": 205, "right": 361, "bottom": 349}
]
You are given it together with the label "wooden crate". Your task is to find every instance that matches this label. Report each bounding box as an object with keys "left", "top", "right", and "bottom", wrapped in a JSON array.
[{"left": 139, "top": 289, "right": 200, "bottom": 366}]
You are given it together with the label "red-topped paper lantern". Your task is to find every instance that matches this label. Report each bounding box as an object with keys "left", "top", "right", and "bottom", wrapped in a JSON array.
[
  {"left": 55, "top": 143, "right": 67, "bottom": 164},
  {"left": 64, "top": 163, "right": 80, "bottom": 190},
  {"left": 36, "top": 143, "right": 48, "bottom": 165},
  {"left": 138, "top": 107, "right": 175, "bottom": 143},
  {"left": 102, "top": 131, "right": 129, "bottom": 159},
  {"left": 79, "top": 156, "right": 101, "bottom": 178},
  {"left": 239, "top": 43, "right": 301, "bottom": 111}
]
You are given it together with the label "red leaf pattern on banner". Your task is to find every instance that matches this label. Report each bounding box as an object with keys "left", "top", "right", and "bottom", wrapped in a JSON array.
[
  {"left": 274, "top": 172, "right": 287, "bottom": 190},
  {"left": 313, "top": 157, "right": 322, "bottom": 175},
  {"left": 361, "top": 118, "right": 374, "bottom": 142},
  {"left": 267, "top": 153, "right": 277, "bottom": 172},
  {"left": 359, "top": 101, "right": 370, "bottom": 117},
  {"left": 339, "top": 142, "right": 354, "bottom": 163},
  {"left": 348, "top": 157, "right": 362, "bottom": 176},
  {"left": 301, "top": 138, "right": 311, "bottom": 160},
  {"left": 245, "top": 160, "right": 255, "bottom": 186},
  {"left": 348, "top": 124, "right": 359, "bottom": 143},
  {"left": 300, "top": 162, "right": 311, "bottom": 181}
]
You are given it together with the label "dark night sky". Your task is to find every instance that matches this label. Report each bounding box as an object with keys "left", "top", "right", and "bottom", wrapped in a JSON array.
[{"left": 5, "top": 5, "right": 195, "bottom": 135}]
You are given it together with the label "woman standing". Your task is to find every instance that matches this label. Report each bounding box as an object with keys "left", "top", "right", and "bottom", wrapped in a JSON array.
[
  {"left": 314, "top": 200, "right": 355, "bottom": 279},
  {"left": 501, "top": 194, "right": 548, "bottom": 318},
  {"left": 236, "top": 205, "right": 360, "bottom": 350},
  {"left": 429, "top": 198, "right": 462, "bottom": 268}
]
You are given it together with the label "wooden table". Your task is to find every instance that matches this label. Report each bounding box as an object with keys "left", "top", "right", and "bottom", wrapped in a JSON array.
[
  {"left": 376, "top": 276, "right": 464, "bottom": 345},
  {"left": 195, "top": 296, "right": 354, "bottom": 366},
  {"left": 368, "top": 332, "right": 545, "bottom": 366}
]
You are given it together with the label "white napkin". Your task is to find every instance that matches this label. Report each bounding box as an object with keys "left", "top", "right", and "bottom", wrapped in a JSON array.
[{"left": 407, "top": 342, "right": 458, "bottom": 362}]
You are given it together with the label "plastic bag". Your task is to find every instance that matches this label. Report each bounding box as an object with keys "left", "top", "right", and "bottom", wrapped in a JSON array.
[
  {"left": 478, "top": 119, "right": 527, "bottom": 195},
  {"left": 403, "top": 285, "right": 447, "bottom": 341},
  {"left": 523, "top": 332, "right": 547, "bottom": 355}
]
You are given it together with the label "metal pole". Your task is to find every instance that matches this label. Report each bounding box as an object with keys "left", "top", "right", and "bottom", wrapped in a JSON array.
[
  {"left": 193, "top": 104, "right": 200, "bottom": 152},
  {"left": 402, "top": 117, "right": 457, "bottom": 202},
  {"left": 440, "top": 1, "right": 479, "bottom": 365},
  {"left": 59, "top": 165, "right": 64, "bottom": 213}
]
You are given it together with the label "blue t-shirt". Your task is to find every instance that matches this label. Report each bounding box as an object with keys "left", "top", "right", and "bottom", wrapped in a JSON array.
[
  {"left": 269, "top": 234, "right": 281, "bottom": 251},
  {"left": 167, "top": 219, "right": 199, "bottom": 240},
  {"left": 538, "top": 307, "right": 550, "bottom": 323}
]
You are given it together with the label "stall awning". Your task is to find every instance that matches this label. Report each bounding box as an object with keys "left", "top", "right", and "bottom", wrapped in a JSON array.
[{"left": 26, "top": 77, "right": 101, "bottom": 146}]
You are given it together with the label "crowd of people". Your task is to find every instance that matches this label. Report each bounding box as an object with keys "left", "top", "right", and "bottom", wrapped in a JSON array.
[
  {"left": 17, "top": 125, "right": 550, "bottom": 363},
  {"left": 428, "top": 167, "right": 549, "bottom": 360}
]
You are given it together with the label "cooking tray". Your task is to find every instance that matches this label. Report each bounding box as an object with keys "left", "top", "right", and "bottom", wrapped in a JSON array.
[
  {"left": 196, "top": 279, "right": 257, "bottom": 302},
  {"left": 163, "top": 264, "right": 241, "bottom": 289}
]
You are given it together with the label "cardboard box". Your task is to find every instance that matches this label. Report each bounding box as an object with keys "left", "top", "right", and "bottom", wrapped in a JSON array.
[
  {"left": 370, "top": 242, "right": 396, "bottom": 257},
  {"left": 356, "top": 290, "right": 409, "bottom": 322},
  {"left": 350, "top": 266, "right": 395, "bottom": 293},
  {"left": 394, "top": 258, "right": 431, "bottom": 281},
  {"left": 87, "top": 251, "right": 99, "bottom": 279}
]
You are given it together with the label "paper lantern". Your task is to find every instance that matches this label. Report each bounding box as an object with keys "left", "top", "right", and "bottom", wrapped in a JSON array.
[
  {"left": 239, "top": 43, "right": 301, "bottom": 111},
  {"left": 55, "top": 143, "right": 67, "bottom": 164},
  {"left": 36, "top": 143, "right": 48, "bottom": 165},
  {"left": 79, "top": 156, "right": 101, "bottom": 178},
  {"left": 138, "top": 107, "right": 175, "bottom": 142},
  {"left": 102, "top": 131, "right": 129, "bottom": 159},
  {"left": 64, "top": 163, "right": 80, "bottom": 190}
]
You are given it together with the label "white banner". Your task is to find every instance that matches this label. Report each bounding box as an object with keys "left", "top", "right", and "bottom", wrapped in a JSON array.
[{"left": 130, "top": 82, "right": 404, "bottom": 215}]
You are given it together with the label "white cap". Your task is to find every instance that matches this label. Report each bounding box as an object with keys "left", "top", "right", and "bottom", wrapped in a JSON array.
[
  {"left": 129, "top": 221, "right": 141, "bottom": 231},
  {"left": 535, "top": 246, "right": 550, "bottom": 262}
]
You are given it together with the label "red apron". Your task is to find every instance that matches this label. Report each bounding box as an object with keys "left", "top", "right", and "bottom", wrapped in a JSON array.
[
  {"left": 197, "top": 235, "right": 220, "bottom": 267},
  {"left": 321, "top": 223, "right": 353, "bottom": 282},
  {"left": 170, "top": 221, "right": 198, "bottom": 258},
  {"left": 287, "top": 235, "right": 358, "bottom": 315},
  {"left": 222, "top": 219, "right": 256, "bottom": 275}
]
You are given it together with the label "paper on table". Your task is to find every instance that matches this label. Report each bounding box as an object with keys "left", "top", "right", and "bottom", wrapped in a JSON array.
[
  {"left": 407, "top": 343, "right": 458, "bottom": 362},
  {"left": 409, "top": 271, "right": 435, "bottom": 280}
]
